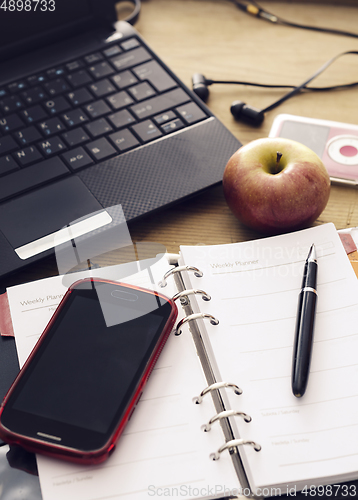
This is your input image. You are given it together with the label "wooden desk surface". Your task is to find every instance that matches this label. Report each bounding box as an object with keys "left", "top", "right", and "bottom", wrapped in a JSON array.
[
  {"left": 128, "top": 0, "right": 358, "bottom": 254},
  {"left": 3, "top": 0, "right": 358, "bottom": 286}
]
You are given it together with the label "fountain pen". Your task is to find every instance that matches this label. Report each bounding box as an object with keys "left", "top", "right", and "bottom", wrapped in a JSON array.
[{"left": 291, "top": 244, "right": 318, "bottom": 398}]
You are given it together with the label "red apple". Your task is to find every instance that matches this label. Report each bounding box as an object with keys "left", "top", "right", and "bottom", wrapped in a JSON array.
[{"left": 222, "top": 137, "right": 331, "bottom": 234}]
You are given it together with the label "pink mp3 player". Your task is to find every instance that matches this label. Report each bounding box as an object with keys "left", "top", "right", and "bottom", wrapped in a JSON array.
[{"left": 269, "top": 114, "right": 358, "bottom": 186}]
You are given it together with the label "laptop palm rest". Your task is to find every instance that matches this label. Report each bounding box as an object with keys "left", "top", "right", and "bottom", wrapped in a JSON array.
[{"left": 0, "top": 177, "right": 106, "bottom": 260}]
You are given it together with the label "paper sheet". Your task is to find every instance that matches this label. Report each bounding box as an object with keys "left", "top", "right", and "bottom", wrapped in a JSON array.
[
  {"left": 180, "top": 224, "right": 358, "bottom": 494},
  {"left": 7, "top": 257, "right": 239, "bottom": 500}
]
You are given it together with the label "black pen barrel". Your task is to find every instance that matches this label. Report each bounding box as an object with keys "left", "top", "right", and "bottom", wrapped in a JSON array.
[
  {"left": 304, "top": 259, "right": 318, "bottom": 289},
  {"left": 292, "top": 288, "right": 317, "bottom": 397}
]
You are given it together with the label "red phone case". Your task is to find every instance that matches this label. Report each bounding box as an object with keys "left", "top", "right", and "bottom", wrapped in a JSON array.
[{"left": 0, "top": 278, "right": 178, "bottom": 464}]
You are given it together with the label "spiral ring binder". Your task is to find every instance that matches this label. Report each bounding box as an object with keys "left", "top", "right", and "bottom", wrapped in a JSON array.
[
  {"left": 172, "top": 289, "right": 211, "bottom": 302},
  {"left": 210, "top": 439, "right": 262, "bottom": 461},
  {"left": 201, "top": 409, "right": 252, "bottom": 432},
  {"left": 159, "top": 265, "right": 203, "bottom": 287},
  {"left": 176, "top": 312, "right": 219, "bottom": 336},
  {"left": 159, "top": 259, "right": 254, "bottom": 490},
  {"left": 193, "top": 381, "right": 243, "bottom": 404}
]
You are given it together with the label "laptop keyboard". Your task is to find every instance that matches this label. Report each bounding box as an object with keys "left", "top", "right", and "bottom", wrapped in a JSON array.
[{"left": 0, "top": 37, "right": 209, "bottom": 202}]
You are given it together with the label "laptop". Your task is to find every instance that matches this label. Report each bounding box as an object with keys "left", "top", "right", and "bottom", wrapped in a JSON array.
[{"left": 0, "top": 0, "right": 241, "bottom": 278}]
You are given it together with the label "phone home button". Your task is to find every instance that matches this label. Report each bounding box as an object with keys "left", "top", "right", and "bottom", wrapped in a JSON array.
[{"left": 37, "top": 431, "right": 62, "bottom": 442}]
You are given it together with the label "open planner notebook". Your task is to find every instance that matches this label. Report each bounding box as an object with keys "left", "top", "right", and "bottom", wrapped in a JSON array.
[{"left": 4, "top": 222, "right": 358, "bottom": 499}]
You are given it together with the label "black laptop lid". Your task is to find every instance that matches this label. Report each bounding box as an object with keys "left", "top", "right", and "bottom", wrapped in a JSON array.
[{"left": 0, "top": 0, "right": 117, "bottom": 61}]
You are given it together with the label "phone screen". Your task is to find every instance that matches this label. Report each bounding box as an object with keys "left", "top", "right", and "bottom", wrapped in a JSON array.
[{"left": 0, "top": 280, "right": 175, "bottom": 454}]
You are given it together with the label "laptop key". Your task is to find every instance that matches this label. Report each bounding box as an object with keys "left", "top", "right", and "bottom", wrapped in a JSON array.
[
  {"left": 46, "top": 67, "right": 66, "bottom": 79},
  {"left": 89, "top": 79, "right": 116, "bottom": 98},
  {"left": 13, "top": 145, "right": 43, "bottom": 166},
  {"left": 0, "top": 157, "right": 69, "bottom": 201},
  {"left": 67, "top": 70, "right": 93, "bottom": 88},
  {"left": 103, "top": 45, "right": 122, "bottom": 58},
  {"left": 0, "top": 155, "right": 19, "bottom": 176},
  {"left": 128, "top": 82, "right": 156, "bottom": 101},
  {"left": 8, "top": 81, "right": 27, "bottom": 93},
  {"left": 14, "top": 126, "right": 42, "bottom": 145},
  {"left": 111, "top": 70, "right": 138, "bottom": 90},
  {"left": 0, "top": 95, "right": 23, "bottom": 113},
  {"left": 153, "top": 110, "right": 176, "bottom": 125},
  {"left": 83, "top": 100, "right": 111, "bottom": 119},
  {"left": 61, "top": 109, "right": 89, "bottom": 127},
  {"left": 44, "top": 96, "right": 71, "bottom": 115},
  {"left": 38, "top": 117, "right": 66, "bottom": 136},
  {"left": 108, "top": 109, "right": 136, "bottom": 129},
  {"left": 21, "top": 105, "right": 48, "bottom": 124},
  {"left": 0, "top": 136, "right": 18, "bottom": 155},
  {"left": 0, "top": 114, "right": 24, "bottom": 133},
  {"left": 62, "top": 127, "right": 89, "bottom": 147},
  {"left": 131, "top": 120, "right": 162, "bottom": 143},
  {"left": 27, "top": 74, "right": 47, "bottom": 86},
  {"left": 110, "top": 47, "right": 151, "bottom": 71},
  {"left": 133, "top": 60, "right": 177, "bottom": 92},
  {"left": 176, "top": 102, "right": 207, "bottom": 124},
  {"left": 67, "top": 88, "right": 93, "bottom": 106},
  {"left": 109, "top": 129, "right": 139, "bottom": 152},
  {"left": 85, "top": 118, "right": 112, "bottom": 138},
  {"left": 130, "top": 88, "right": 189, "bottom": 120},
  {"left": 85, "top": 137, "right": 116, "bottom": 161},
  {"left": 106, "top": 91, "right": 133, "bottom": 110},
  {"left": 88, "top": 61, "right": 114, "bottom": 79},
  {"left": 44, "top": 78, "right": 70, "bottom": 96},
  {"left": 84, "top": 53, "right": 103, "bottom": 64},
  {"left": 66, "top": 60, "right": 84, "bottom": 72},
  {"left": 161, "top": 118, "right": 184, "bottom": 134},
  {"left": 37, "top": 137, "right": 66, "bottom": 157},
  {"left": 21, "top": 86, "right": 47, "bottom": 105},
  {"left": 120, "top": 38, "right": 140, "bottom": 51},
  {"left": 61, "top": 147, "right": 93, "bottom": 171}
]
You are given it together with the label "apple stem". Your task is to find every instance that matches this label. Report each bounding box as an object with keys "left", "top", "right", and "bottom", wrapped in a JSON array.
[{"left": 275, "top": 151, "right": 283, "bottom": 174}]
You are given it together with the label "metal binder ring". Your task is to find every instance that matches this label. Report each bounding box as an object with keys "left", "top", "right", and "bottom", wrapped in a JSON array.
[
  {"left": 201, "top": 410, "right": 252, "bottom": 432},
  {"left": 175, "top": 312, "right": 219, "bottom": 336},
  {"left": 159, "top": 265, "right": 203, "bottom": 287},
  {"left": 193, "top": 381, "right": 243, "bottom": 404},
  {"left": 210, "top": 439, "right": 261, "bottom": 461},
  {"left": 172, "top": 289, "right": 211, "bottom": 302}
]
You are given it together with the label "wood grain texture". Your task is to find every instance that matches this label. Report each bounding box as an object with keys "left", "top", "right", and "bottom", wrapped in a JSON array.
[
  {"left": 268, "top": 1, "right": 357, "bottom": 4},
  {"left": 3, "top": 0, "right": 358, "bottom": 286},
  {"left": 129, "top": 0, "right": 358, "bottom": 252}
]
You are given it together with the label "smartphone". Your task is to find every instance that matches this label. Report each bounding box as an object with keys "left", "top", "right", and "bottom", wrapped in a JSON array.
[{"left": 0, "top": 278, "right": 177, "bottom": 464}]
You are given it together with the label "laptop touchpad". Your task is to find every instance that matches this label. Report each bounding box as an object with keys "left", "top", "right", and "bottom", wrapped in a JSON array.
[{"left": 0, "top": 177, "right": 107, "bottom": 259}]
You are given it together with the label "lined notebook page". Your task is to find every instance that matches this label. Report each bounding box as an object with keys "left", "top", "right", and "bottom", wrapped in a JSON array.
[
  {"left": 180, "top": 223, "right": 358, "bottom": 495},
  {"left": 7, "top": 258, "right": 239, "bottom": 500}
]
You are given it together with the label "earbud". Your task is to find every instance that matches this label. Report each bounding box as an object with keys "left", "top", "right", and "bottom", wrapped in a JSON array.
[
  {"left": 191, "top": 73, "right": 265, "bottom": 125},
  {"left": 230, "top": 101, "right": 265, "bottom": 127},
  {"left": 192, "top": 52, "right": 358, "bottom": 127},
  {"left": 192, "top": 73, "right": 210, "bottom": 103}
]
